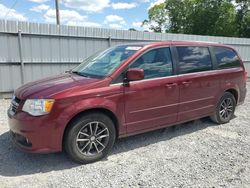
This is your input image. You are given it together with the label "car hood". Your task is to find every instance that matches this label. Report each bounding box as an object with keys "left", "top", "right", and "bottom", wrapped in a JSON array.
[{"left": 15, "top": 73, "right": 102, "bottom": 99}]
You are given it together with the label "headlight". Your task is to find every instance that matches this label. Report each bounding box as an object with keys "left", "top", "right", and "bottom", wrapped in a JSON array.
[{"left": 22, "top": 99, "right": 55, "bottom": 116}]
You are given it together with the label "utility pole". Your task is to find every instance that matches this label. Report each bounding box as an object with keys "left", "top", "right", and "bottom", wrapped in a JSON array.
[{"left": 55, "top": 0, "right": 60, "bottom": 25}]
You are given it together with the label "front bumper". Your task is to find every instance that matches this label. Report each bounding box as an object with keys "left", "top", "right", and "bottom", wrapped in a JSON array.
[{"left": 8, "top": 109, "right": 62, "bottom": 154}]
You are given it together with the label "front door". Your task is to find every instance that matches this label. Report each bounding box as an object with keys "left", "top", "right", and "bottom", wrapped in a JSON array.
[{"left": 124, "top": 47, "right": 179, "bottom": 133}]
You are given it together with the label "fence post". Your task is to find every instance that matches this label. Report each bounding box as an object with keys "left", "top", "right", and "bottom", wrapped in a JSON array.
[
  {"left": 108, "top": 35, "right": 112, "bottom": 47},
  {"left": 18, "top": 30, "right": 25, "bottom": 84}
]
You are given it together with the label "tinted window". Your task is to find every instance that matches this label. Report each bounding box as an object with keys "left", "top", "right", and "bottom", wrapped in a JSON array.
[
  {"left": 214, "top": 47, "right": 241, "bottom": 69},
  {"left": 72, "top": 45, "right": 142, "bottom": 78},
  {"left": 130, "top": 47, "right": 173, "bottom": 79},
  {"left": 177, "top": 46, "right": 212, "bottom": 74}
]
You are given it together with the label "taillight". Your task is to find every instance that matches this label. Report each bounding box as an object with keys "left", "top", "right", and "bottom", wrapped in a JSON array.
[{"left": 245, "top": 71, "right": 248, "bottom": 81}]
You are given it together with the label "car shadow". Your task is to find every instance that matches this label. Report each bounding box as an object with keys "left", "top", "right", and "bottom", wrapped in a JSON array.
[
  {"left": 112, "top": 117, "right": 218, "bottom": 155},
  {"left": 0, "top": 117, "right": 217, "bottom": 177}
]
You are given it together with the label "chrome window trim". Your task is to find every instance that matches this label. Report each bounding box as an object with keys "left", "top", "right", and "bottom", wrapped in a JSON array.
[
  {"left": 110, "top": 45, "right": 174, "bottom": 85},
  {"left": 110, "top": 74, "right": 178, "bottom": 86},
  {"left": 109, "top": 67, "right": 242, "bottom": 86}
]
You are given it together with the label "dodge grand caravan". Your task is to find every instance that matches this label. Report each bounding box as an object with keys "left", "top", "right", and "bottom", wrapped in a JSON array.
[{"left": 8, "top": 41, "right": 247, "bottom": 163}]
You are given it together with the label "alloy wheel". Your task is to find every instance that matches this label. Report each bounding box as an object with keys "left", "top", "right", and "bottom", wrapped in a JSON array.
[
  {"left": 219, "top": 98, "right": 233, "bottom": 121},
  {"left": 76, "top": 121, "right": 110, "bottom": 156}
]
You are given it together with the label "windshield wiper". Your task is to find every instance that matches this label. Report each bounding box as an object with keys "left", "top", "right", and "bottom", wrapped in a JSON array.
[{"left": 71, "top": 71, "right": 90, "bottom": 77}]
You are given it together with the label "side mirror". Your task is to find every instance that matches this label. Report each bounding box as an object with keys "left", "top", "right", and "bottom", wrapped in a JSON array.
[{"left": 125, "top": 68, "right": 144, "bottom": 82}]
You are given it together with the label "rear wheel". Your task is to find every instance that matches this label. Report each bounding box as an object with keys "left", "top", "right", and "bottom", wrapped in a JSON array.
[
  {"left": 210, "top": 92, "right": 236, "bottom": 124},
  {"left": 64, "top": 113, "right": 116, "bottom": 164}
]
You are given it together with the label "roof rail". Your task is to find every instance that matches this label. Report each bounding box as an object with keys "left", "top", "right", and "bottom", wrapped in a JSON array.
[{"left": 171, "top": 40, "right": 220, "bottom": 44}]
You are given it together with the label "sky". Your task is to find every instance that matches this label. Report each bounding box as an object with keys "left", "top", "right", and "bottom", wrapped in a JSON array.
[{"left": 0, "top": 0, "right": 164, "bottom": 31}]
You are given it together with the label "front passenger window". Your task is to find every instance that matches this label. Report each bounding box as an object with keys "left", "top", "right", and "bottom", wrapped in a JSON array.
[{"left": 130, "top": 47, "right": 173, "bottom": 79}]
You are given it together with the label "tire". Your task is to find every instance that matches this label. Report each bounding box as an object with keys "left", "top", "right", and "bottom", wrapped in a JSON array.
[
  {"left": 210, "top": 92, "right": 236, "bottom": 124},
  {"left": 64, "top": 113, "right": 116, "bottom": 164}
]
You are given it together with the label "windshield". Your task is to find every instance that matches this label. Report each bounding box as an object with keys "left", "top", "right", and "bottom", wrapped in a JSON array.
[{"left": 72, "top": 45, "right": 142, "bottom": 78}]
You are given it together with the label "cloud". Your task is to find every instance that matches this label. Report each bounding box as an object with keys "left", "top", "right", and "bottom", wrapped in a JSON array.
[
  {"left": 30, "top": 4, "right": 50, "bottom": 12},
  {"left": 28, "top": 0, "right": 49, "bottom": 3},
  {"left": 105, "top": 15, "right": 126, "bottom": 25},
  {"left": 138, "top": 0, "right": 150, "bottom": 3},
  {"left": 44, "top": 8, "right": 101, "bottom": 27},
  {"left": 132, "top": 21, "right": 142, "bottom": 28},
  {"left": 62, "top": 0, "right": 110, "bottom": 13},
  {"left": 0, "top": 4, "right": 27, "bottom": 21},
  {"left": 132, "top": 21, "right": 151, "bottom": 31},
  {"left": 149, "top": 0, "right": 165, "bottom": 9},
  {"left": 111, "top": 2, "right": 137, "bottom": 9},
  {"left": 109, "top": 23, "right": 123, "bottom": 29},
  {"left": 104, "top": 15, "right": 127, "bottom": 29},
  {"left": 44, "top": 9, "right": 87, "bottom": 23}
]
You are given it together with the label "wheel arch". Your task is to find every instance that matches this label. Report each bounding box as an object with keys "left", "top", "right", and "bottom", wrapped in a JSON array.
[
  {"left": 62, "top": 108, "right": 120, "bottom": 149},
  {"left": 225, "top": 88, "right": 238, "bottom": 104}
]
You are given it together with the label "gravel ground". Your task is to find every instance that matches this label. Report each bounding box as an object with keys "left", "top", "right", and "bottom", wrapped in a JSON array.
[{"left": 0, "top": 83, "right": 250, "bottom": 188}]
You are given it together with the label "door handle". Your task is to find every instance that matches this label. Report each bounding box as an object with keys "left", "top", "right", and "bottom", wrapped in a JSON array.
[
  {"left": 165, "top": 83, "right": 177, "bottom": 89},
  {"left": 182, "top": 81, "right": 192, "bottom": 87}
]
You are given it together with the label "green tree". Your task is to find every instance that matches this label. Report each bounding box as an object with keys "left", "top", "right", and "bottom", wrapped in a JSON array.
[
  {"left": 143, "top": 0, "right": 240, "bottom": 37},
  {"left": 164, "top": 0, "right": 193, "bottom": 33},
  {"left": 128, "top": 28, "right": 137, "bottom": 31},
  {"left": 235, "top": 0, "right": 250, "bottom": 37},
  {"left": 142, "top": 3, "right": 168, "bottom": 32},
  {"left": 187, "top": 0, "right": 237, "bottom": 37}
]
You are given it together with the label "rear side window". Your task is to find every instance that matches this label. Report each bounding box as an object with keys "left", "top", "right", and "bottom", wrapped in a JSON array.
[
  {"left": 213, "top": 47, "right": 241, "bottom": 69},
  {"left": 177, "top": 46, "right": 212, "bottom": 74}
]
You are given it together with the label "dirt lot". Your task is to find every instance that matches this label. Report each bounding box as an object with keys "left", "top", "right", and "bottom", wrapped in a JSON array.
[{"left": 0, "top": 83, "right": 249, "bottom": 188}]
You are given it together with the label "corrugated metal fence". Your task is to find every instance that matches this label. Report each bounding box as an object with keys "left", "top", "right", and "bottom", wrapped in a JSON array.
[{"left": 0, "top": 20, "right": 250, "bottom": 98}]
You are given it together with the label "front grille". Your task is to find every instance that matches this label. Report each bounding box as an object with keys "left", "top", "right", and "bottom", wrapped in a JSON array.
[
  {"left": 14, "top": 96, "right": 21, "bottom": 104},
  {"left": 9, "top": 96, "right": 21, "bottom": 115}
]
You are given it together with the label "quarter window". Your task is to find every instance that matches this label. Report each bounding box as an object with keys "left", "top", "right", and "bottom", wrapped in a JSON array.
[
  {"left": 130, "top": 47, "right": 173, "bottom": 79},
  {"left": 213, "top": 47, "right": 241, "bottom": 69},
  {"left": 177, "top": 46, "right": 212, "bottom": 74}
]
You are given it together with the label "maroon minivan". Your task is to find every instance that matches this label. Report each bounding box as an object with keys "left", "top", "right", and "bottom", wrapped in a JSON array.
[{"left": 8, "top": 41, "right": 247, "bottom": 163}]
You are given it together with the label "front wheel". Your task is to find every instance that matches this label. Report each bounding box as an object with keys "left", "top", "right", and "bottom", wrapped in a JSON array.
[
  {"left": 210, "top": 92, "right": 236, "bottom": 124},
  {"left": 64, "top": 113, "right": 116, "bottom": 164}
]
